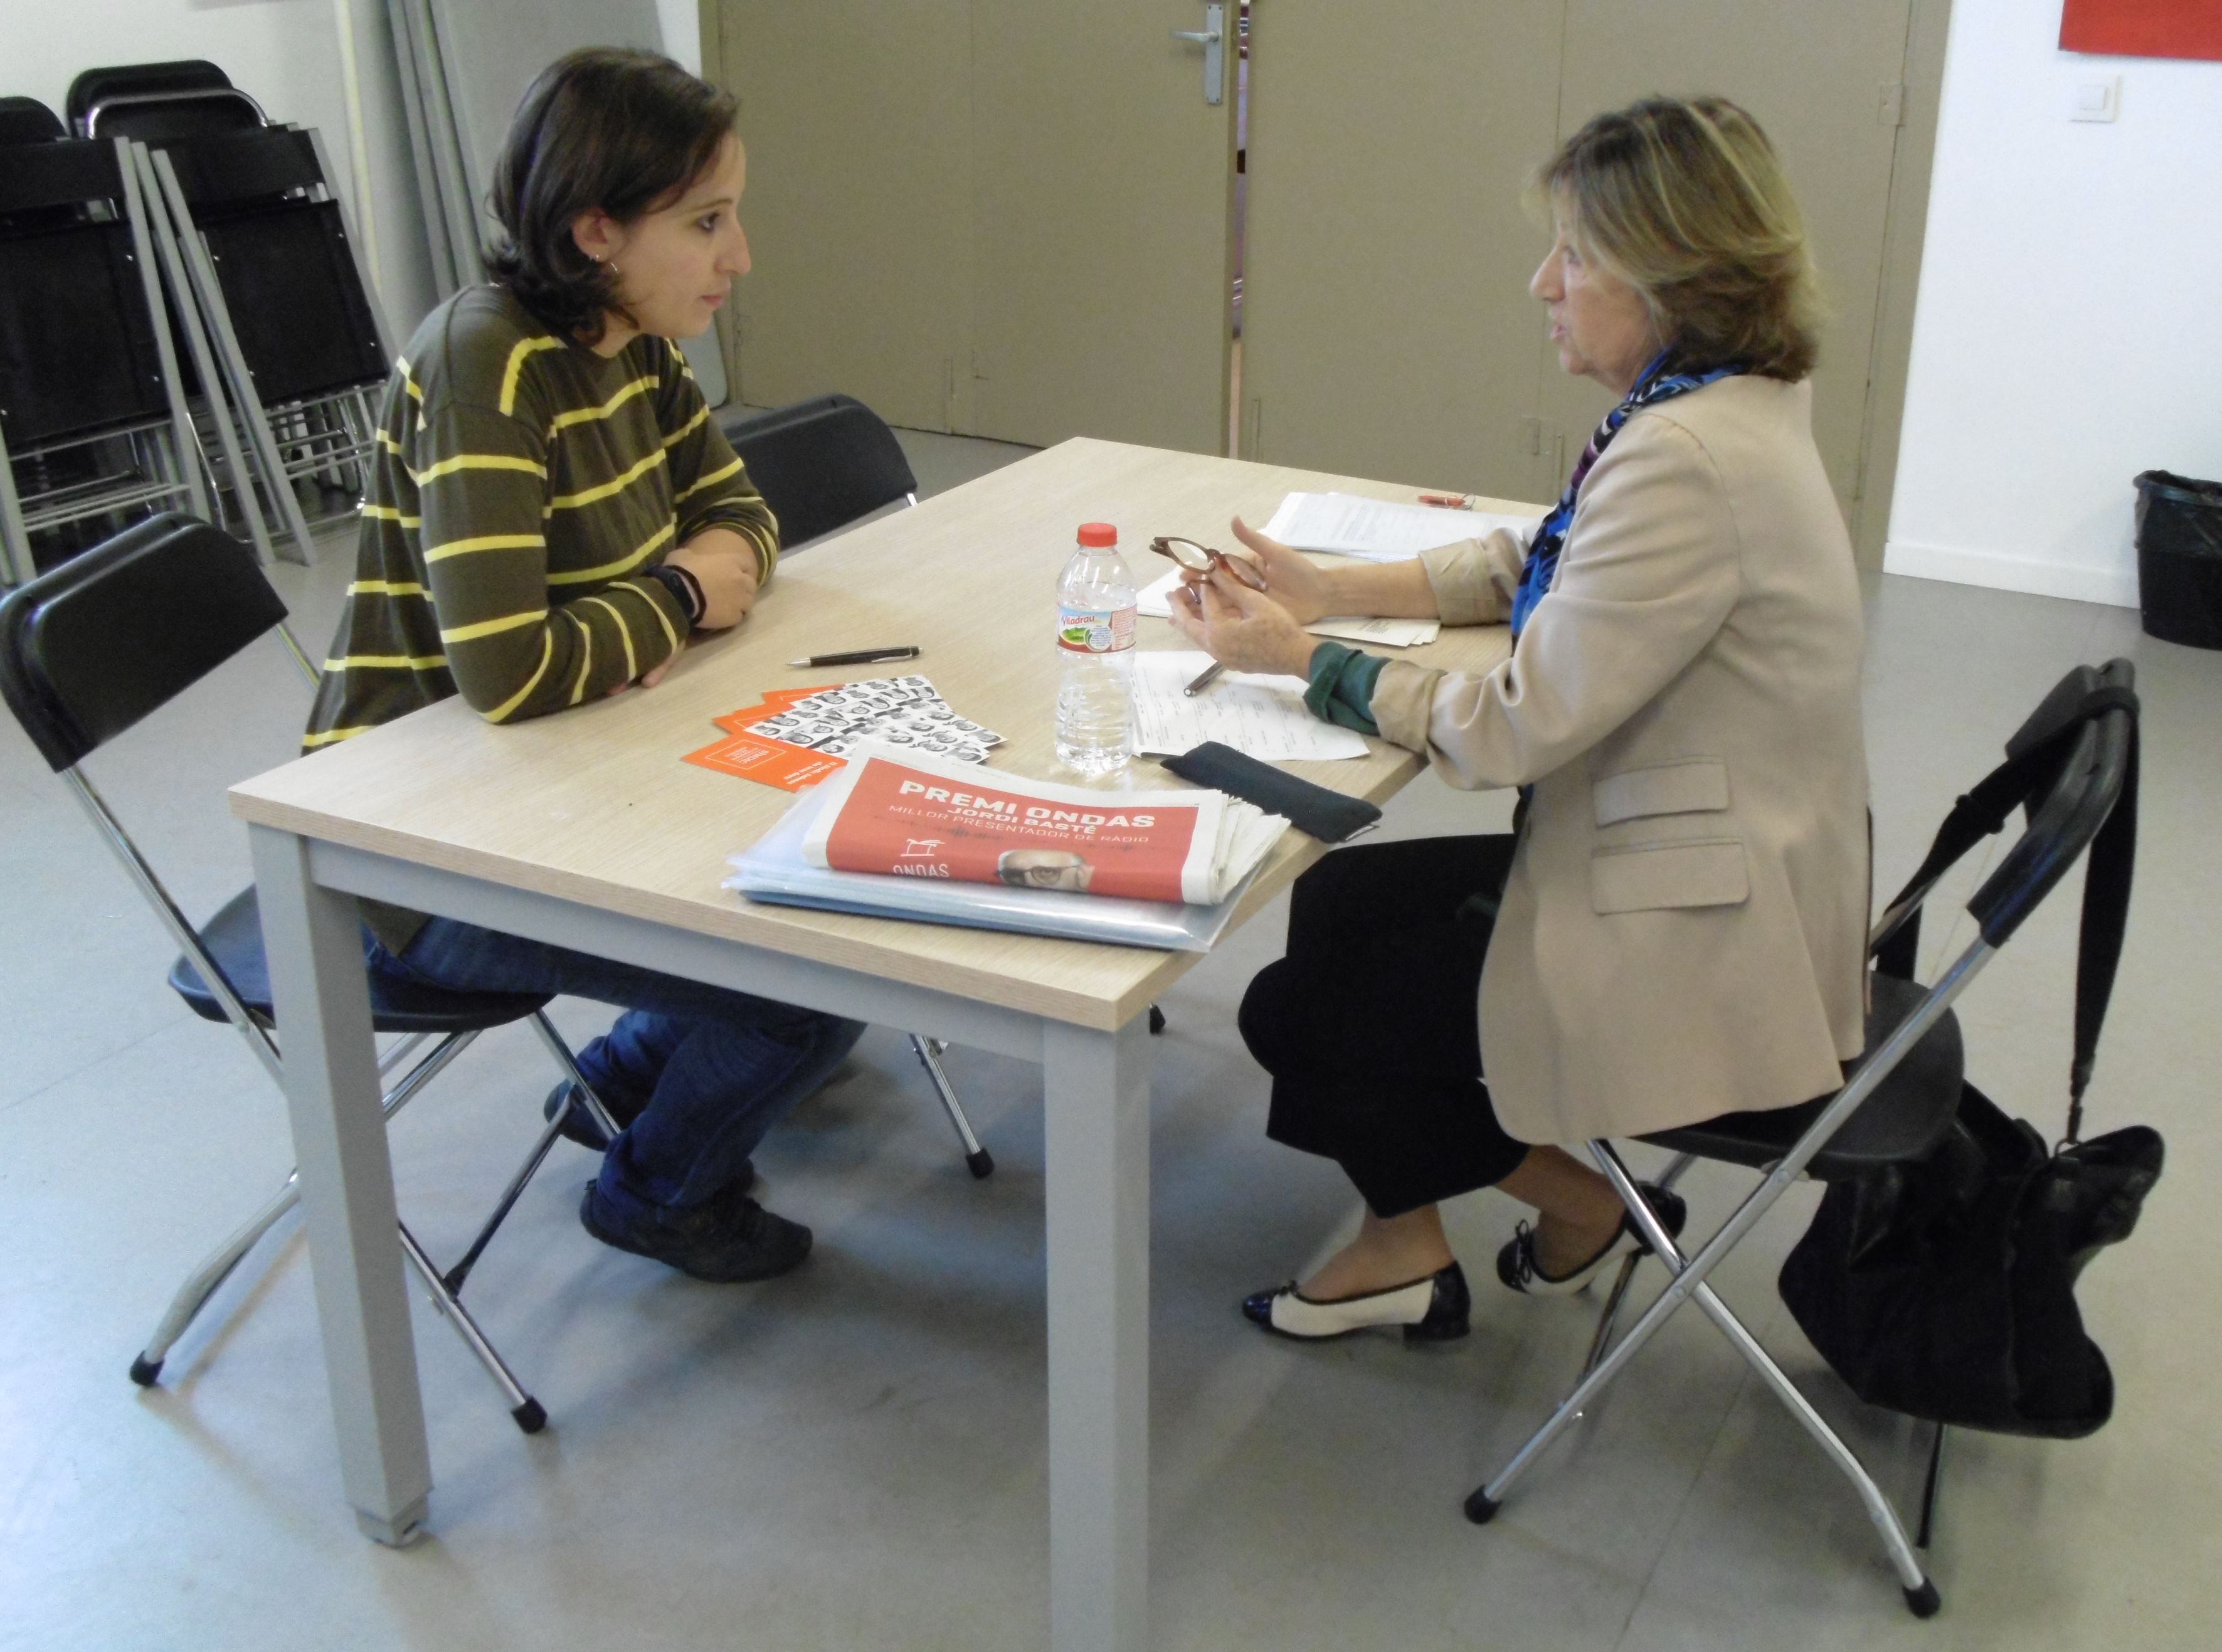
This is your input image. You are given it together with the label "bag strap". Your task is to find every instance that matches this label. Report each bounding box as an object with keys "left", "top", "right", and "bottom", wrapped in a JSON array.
[{"left": 1871, "top": 680, "right": 2139, "bottom": 1144}]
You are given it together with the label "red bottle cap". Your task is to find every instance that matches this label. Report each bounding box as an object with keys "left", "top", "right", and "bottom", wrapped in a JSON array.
[{"left": 1076, "top": 522, "right": 1118, "bottom": 548}]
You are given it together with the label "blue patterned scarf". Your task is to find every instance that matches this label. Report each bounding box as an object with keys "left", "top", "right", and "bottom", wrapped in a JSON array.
[{"left": 1507, "top": 351, "right": 1746, "bottom": 637}]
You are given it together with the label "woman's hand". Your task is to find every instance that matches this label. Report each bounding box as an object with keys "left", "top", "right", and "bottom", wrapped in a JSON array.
[
  {"left": 1167, "top": 565, "right": 1321, "bottom": 679},
  {"left": 665, "top": 532, "right": 759, "bottom": 630},
  {"left": 1204, "top": 516, "right": 1336, "bottom": 624}
]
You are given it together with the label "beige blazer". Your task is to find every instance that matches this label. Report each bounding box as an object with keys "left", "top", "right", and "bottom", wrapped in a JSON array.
[{"left": 1370, "top": 375, "right": 1869, "bottom": 1146}]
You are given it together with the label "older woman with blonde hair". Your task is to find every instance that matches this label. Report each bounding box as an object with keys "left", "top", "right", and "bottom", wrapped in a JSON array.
[{"left": 1172, "top": 96, "right": 1868, "bottom": 1341}]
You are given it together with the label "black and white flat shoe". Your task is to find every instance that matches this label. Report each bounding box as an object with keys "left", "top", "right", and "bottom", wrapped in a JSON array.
[
  {"left": 1495, "top": 1183, "right": 1688, "bottom": 1297},
  {"left": 1241, "top": 1261, "right": 1470, "bottom": 1342}
]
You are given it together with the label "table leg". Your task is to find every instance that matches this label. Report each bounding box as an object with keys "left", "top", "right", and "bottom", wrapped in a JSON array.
[
  {"left": 249, "top": 825, "right": 430, "bottom": 1545},
  {"left": 1041, "top": 1016, "right": 1153, "bottom": 1652}
]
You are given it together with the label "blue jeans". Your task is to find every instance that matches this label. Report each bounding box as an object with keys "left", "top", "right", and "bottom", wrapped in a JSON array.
[{"left": 368, "top": 918, "right": 865, "bottom": 1210}]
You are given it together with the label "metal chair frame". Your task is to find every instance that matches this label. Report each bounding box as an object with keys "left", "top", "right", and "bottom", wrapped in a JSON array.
[
  {"left": 1, "top": 516, "right": 614, "bottom": 1432},
  {"left": 0, "top": 136, "right": 210, "bottom": 585},
  {"left": 130, "top": 122, "right": 394, "bottom": 566},
  {"left": 1464, "top": 664, "right": 2139, "bottom": 1621}
]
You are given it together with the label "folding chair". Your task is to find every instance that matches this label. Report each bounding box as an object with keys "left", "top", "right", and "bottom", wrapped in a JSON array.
[
  {"left": 0, "top": 124, "right": 208, "bottom": 585},
  {"left": 717, "top": 394, "right": 1170, "bottom": 1175},
  {"left": 718, "top": 396, "right": 922, "bottom": 548},
  {"left": 1463, "top": 659, "right": 2140, "bottom": 1619},
  {"left": 136, "top": 123, "right": 391, "bottom": 565},
  {"left": 0, "top": 512, "right": 623, "bottom": 1434},
  {"left": 65, "top": 60, "right": 243, "bottom": 139}
]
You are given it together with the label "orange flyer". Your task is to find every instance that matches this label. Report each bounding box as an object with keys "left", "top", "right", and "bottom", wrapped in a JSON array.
[
  {"left": 803, "top": 744, "right": 1217, "bottom": 904},
  {"left": 682, "top": 729, "right": 847, "bottom": 791}
]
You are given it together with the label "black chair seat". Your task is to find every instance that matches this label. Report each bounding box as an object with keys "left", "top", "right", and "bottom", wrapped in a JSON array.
[
  {"left": 1642, "top": 973, "right": 1964, "bottom": 1180},
  {"left": 169, "top": 886, "right": 551, "bottom": 1034}
]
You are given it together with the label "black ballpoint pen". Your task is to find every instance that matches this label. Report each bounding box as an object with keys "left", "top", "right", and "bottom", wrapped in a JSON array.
[
  {"left": 788, "top": 645, "right": 923, "bottom": 667},
  {"left": 1183, "top": 660, "right": 1225, "bottom": 697}
]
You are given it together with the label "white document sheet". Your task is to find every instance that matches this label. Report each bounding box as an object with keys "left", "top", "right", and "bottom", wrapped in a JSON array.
[
  {"left": 1261, "top": 490, "right": 1541, "bottom": 563},
  {"left": 1136, "top": 567, "right": 1441, "bottom": 647},
  {"left": 1131, "top": 650, "right": 1371, "bottom": 763}
]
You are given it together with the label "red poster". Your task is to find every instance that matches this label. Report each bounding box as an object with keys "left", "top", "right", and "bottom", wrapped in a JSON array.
[
  {"left": 2061, "top": 1, "right": 2222, "bottom": 61},
  {"left": 817, "top": 755, "right": 1206, "bottom": 903}
]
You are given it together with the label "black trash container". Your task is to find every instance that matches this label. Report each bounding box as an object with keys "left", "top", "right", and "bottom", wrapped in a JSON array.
[{"left": 2134, "top": 469, "right": 2222, "bottom": 649}]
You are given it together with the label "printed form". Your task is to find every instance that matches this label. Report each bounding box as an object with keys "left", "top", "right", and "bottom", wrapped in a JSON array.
[
  {"left": 1131, "top": 650, "right": 1370, "bottom": 763},
  {"left": 1261, "top": 491, "right": 1542, "bottom": 563},
  {"left": 1136, "top": 567, "right": 1442, "bottom": 647}
]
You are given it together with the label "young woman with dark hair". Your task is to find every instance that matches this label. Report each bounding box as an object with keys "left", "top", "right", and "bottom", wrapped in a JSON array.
[{"left": 305, "top": 48, "right": 861, "bottom": 1284}]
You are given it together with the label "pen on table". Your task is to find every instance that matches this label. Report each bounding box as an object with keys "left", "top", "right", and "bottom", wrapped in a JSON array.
[
  {"left": 787, "top": 645, "right": 922, "bottom": 668},
  {"left": 1183, "top": 660, "right": 1225, "bottom": 697}
]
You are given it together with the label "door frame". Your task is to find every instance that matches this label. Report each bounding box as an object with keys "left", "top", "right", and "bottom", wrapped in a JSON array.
[{"left": 1851, "top": 0, "right": 1952, "bottom": 569}]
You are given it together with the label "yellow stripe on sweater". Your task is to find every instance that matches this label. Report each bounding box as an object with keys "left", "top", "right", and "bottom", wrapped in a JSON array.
[
  {"left": 439, "top": 609, "right": 545, "bottom": 644},
  {"left": 660, "top": 406, "right": 708, "bottom": 448},
  {"left": 549, "top": 376, "right": 656, "bottom": 433},
  {"left": 497, "top": 337, "right": 566, "bottom": 415},
  {"left": 544, "top": 521, "right": 674, "bottom": 586},
  {"left": 359, "top": 504, "right": 421, "bottom": 527},
  {"left": 302, "top": 724, "right": 376, "bottom": 748},
  {"left": 567, "top": 606, "right": 595, "bottom": 706},
  {"left": 546, "top": 448, "right": 666, "bottom": 513},
  {"left": 325, "top": 652, "right": 448, "bottom": 671},
  {"left": 485, "top": 630, "right": 556, "bottom": 723},
  {"left": 423, "top": 532, "right": 544, "bottom": 563},
  {"left": 410, "top": 452, "right": 547, "bottom": 485},
  {"left": 577, "top": 596, "right": 638, "bottom": 679},
  {"left": 673, "top": 455, "right": 743, "bottom": 504},
  {"left": 347, "top": 578, "right": 429, "bottom": 598}
]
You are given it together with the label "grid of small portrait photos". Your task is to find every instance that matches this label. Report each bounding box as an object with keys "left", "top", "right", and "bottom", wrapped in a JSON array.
[{"left": 744, "top": 677, "right": 1003, "bottom": 762}]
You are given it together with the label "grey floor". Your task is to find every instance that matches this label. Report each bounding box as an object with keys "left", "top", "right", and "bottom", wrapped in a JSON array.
[{"left": 3, "top": 425, "right": 2216, "bottom": 1651}]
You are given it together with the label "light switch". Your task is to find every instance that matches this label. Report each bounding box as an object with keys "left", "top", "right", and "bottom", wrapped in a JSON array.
[{"left": 2070, "top": 77, "right": 2120, "bottom": 123}]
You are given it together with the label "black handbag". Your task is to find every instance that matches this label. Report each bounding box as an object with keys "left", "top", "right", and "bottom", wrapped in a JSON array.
[{"left": 1779, "top": 671, "right": 2164, "bottom": 1438}]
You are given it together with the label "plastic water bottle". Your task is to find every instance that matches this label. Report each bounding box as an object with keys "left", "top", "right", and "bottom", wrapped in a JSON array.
[{"left": 1054, "top": 521, "right": 1136, "bottom": 775}]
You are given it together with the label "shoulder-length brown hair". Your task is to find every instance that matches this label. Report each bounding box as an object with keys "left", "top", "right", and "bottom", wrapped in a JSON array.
[
  {"left": 1533, "top": 96, "right": 1823, "bottom": 382},
  {"left": 483, "top": 48, "right": 737, "bottom": 345}
]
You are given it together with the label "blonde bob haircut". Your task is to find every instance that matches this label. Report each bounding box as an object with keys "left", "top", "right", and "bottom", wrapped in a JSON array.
[{"left": 1533, "top": 95, "right": 1823, "bottom": 382}]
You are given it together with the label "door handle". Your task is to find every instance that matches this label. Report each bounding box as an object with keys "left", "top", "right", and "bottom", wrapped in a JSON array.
[{"left": 1170, "top": 4, "right": 1226, "bottom": 107}]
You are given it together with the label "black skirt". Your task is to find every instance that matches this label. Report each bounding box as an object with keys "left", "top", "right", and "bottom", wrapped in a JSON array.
[{"left": 1237, "top": 835, "right": 1530, "bottom": 1217}]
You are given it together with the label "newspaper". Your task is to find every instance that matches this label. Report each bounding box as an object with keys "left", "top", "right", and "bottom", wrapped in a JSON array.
[
  {"left": 725, "top": 786, "right": 1267, "bottom": 951},
  {"left": 796, "top": 740, "right": 1285, "bottom": 906}
]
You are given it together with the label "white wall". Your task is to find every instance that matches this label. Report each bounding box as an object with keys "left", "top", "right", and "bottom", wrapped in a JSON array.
[
  {"left": 3, "top": 0, "right": 440, "bottom": 337},
  {"left": 1887, "top": 1, "right": 2222, "bottom": 608}
]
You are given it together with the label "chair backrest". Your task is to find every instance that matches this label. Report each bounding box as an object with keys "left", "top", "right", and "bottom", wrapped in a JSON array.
[
  {"left": 0, "top": 139, "right": 174, "bottom": 447},
  {"left": 0, "top": 514, "right": 287, "bottom": 771},
  {"left": 68, "top": 62, "right": 261, "bottom": 145},
  {"left": 65, "top": 60, "right": 232, "bottom": 125},
  {"left": 0, "top": 95, "right": 66, "bottom": 149},
  {"left": 718, "top": 394, "right": 918, "bottom": 548},
  {"left": 157, "top": 127, "right": 388, "bottom": 403}
]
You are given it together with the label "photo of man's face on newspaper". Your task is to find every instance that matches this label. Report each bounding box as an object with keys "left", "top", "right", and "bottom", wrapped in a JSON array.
[{"left": 996, "top": 849, "right": 1095, "bottom": 893}]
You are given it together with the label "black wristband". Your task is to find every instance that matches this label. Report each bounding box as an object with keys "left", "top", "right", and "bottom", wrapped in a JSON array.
[{"left": 647, "top": 563, "right": 704, "bottom": 627}]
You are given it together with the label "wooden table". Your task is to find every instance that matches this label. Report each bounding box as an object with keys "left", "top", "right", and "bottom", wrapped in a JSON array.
[{"left": 230, "top": 437, "right": 1521, "bottom": 1652}]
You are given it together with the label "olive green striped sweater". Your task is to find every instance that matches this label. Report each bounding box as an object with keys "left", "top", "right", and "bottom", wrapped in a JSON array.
[{"left": 304, "top": 285, "right": 778, "bottom": 748}]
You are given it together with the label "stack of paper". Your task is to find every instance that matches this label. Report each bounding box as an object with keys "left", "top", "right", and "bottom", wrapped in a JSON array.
[
  {"left": 1261, "top": 491, "right": 1542, "bottom": 563},
  {"left": 724, "top": 743, "right": 1290, "bottom": 951},
  {"left": 1136, "top": 568, "right": 1441, "bottom": 647},
  {"left": 1131, "top": 650, "right": 1370, "bottom": 763}
]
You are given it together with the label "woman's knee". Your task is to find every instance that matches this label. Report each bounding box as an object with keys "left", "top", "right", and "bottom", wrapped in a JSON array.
[{"left": 1237, "top": 959, "right": 1305, "bottom": 1074}]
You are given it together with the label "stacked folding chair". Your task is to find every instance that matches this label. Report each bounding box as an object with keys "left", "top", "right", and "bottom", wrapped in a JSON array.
[
  {"left": 0, "top": 102, "right": 206, "bottom": 585},
  {"left": 1461, "top": 659, "right": 2141, "bottom": 1616}
]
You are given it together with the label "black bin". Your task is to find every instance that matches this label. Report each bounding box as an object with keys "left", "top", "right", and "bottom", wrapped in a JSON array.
[{"left": 2134, "top": 469, "right": 2222, "bottom": 650}]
